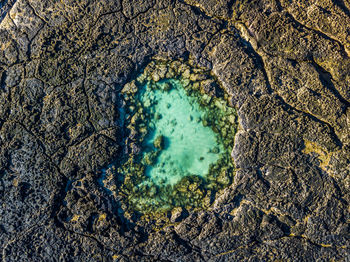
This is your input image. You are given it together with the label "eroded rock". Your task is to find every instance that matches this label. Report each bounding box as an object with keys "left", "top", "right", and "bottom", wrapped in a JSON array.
[{"left": 1, "top": 0, "right": 349, "bottom": 260}]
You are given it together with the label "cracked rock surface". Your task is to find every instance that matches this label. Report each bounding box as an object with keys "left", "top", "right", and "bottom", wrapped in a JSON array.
[{"left": 0, "top": 0, "right": 350, "bottom": 261}]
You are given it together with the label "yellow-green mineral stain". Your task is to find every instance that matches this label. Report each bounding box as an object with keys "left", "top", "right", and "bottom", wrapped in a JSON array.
[{"left": 140, "top": 79, "right": 223, "bottom": 186}]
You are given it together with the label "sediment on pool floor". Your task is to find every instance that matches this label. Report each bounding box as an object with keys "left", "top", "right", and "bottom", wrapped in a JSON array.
[{"left": 108, "top": 59, "right": 238, "bottom": 214}]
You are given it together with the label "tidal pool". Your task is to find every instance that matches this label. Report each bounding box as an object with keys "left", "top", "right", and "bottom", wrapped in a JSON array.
[
  {"left": 117, "top": 61, "right": 237, "bottom": 213},
  {"left": 140, "top": 79, "right": 223, "bottom": 186}
]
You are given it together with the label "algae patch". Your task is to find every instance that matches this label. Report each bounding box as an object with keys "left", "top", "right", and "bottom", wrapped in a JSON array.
[
  {"left": 116, "top": 61, "right": 238, "bottom": 213},
  {"left": 302, "top": 139, "right": 333, "bottom": 172}
]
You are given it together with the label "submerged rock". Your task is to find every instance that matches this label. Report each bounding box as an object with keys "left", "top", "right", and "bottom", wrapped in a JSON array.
[
  {"left": 118, "top": 64, "right": 237, "bottom": 213},
  {"left": 153, "top": 135, "right": 164, "bottom": 150}
]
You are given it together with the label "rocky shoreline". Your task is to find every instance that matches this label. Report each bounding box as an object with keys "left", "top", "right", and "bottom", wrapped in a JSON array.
[{"left": 0, "top": 0, "right": 349, "bottom": 261}]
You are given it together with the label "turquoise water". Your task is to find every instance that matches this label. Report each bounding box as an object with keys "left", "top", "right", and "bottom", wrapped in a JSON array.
[
  {"left": 118, "top": 63, "right": 237, "bottom": 212},
  {"left": 139, "top": 79, "right": 223, "bottom": 186}
]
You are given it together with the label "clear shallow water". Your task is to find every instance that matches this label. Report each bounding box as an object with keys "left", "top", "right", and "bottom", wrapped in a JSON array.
[
  {"left": 139, "top": 79, "right": 223, "bottom": 186},
  {"left": 118, "top": 69, "right": 237, "bottom": 212}
]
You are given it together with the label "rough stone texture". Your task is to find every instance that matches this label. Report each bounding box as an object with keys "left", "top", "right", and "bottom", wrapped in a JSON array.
[{"left": 1, "top": 0, "right": 350, "bottom": 261}]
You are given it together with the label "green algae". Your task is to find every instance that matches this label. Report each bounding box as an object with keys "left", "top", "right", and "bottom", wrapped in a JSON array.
[{"left": 117, "top": 61, "right": 237, "bottom": 213}]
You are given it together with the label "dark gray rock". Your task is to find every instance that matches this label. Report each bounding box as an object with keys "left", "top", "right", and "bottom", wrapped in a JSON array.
[{"left": 1, "top": 0, "right": 350, "bottom": 261}]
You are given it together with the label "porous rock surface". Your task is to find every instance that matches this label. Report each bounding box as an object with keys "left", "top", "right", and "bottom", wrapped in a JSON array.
[{"left": 1, "top": 0, "right": 350, "bottom": 261}]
